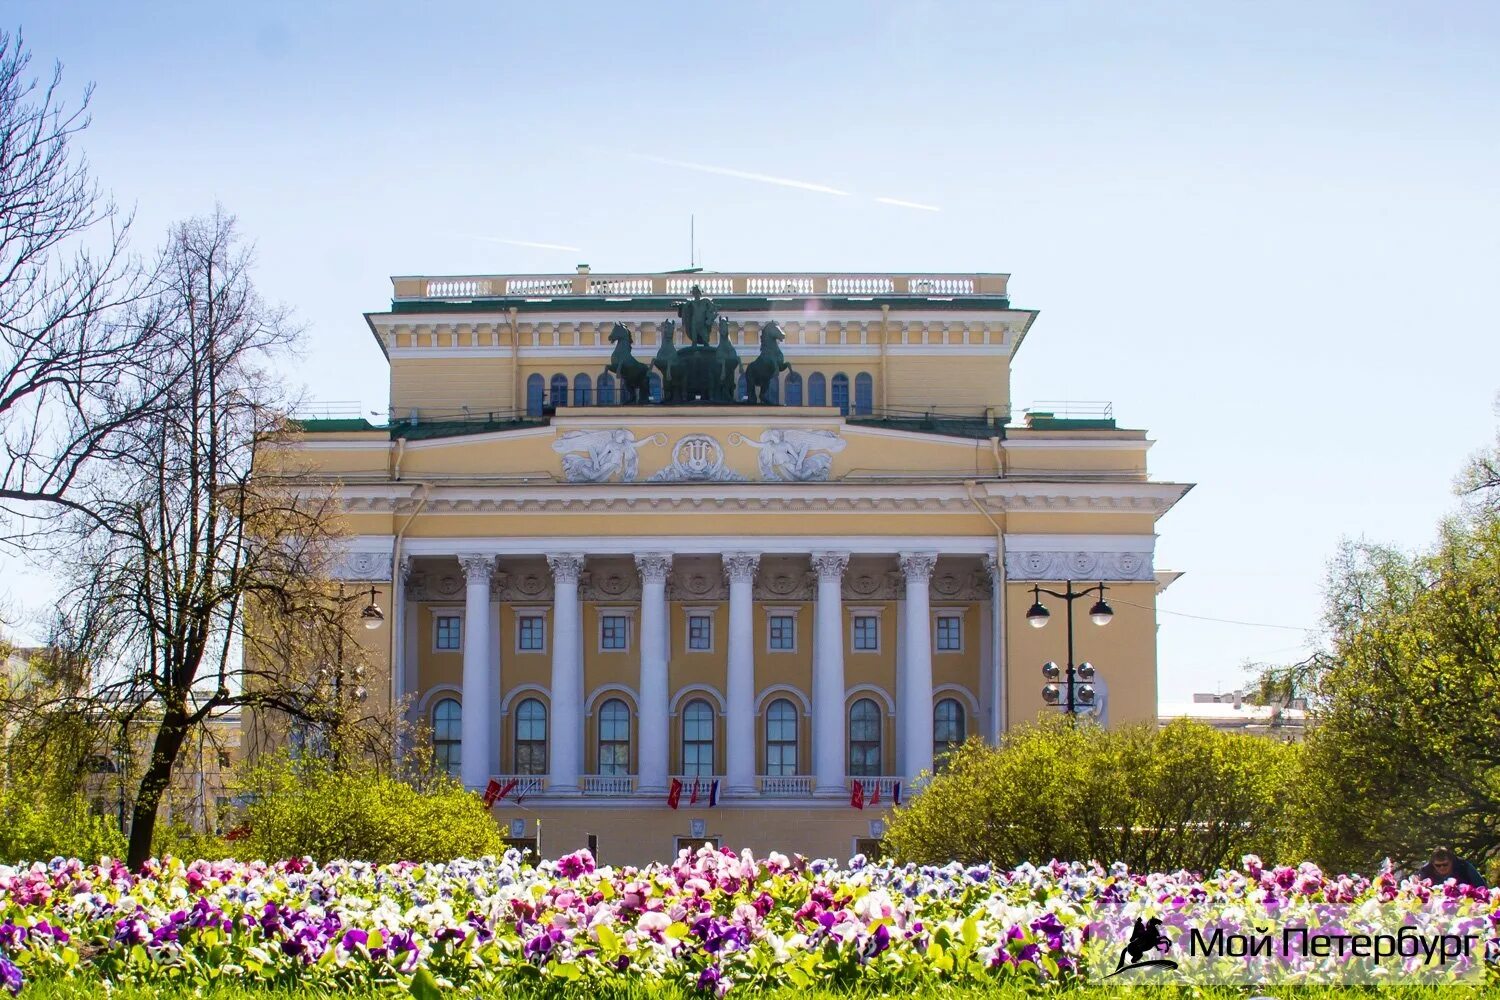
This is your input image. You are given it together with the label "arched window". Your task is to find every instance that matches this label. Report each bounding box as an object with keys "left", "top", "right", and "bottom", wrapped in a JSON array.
[
  {"left": 573, "top": 373, "right": 592, "bottom": 408},
  {"left": 648, "top": 372, "right": 662, "bottom": 403},
  {"left": 934, "top": 698, "right": 965, "bottom": 764},
  {"left": 597, "top": 372, "right": 616, "bottom": 406},
  {"left": 807, "top": 372, "right": 826, "bottom": 407},
  {"left": 849, "top": 698, "right": 882, "bottom": 776},
  {"left": 765, "top": 698, "right": 798, "bottom": 776},
  {"left": 526, "top": 374, "right": 545, "bottom": 417},
  {"left": 432, "top": 698, "right": 461, "bottom": 778},
  {"left": 549, "top": 374, "right": 569, "bottom": 409},
  {"left": 785, "top": 371, "right": 803, "bottom": 406},
  {"left": 854, "top": 373, "right": 873, "bottom": 415},
  {"left": 831, "top": 373, "right": 850, "bottom": 415},
  {"left": 736, "top": 372, "right": 748, "bottom": 401},
  {"left": 682, "top": 699, "right": 715, "bottom": 777},
  {"left": 515, "top": 698, "right": 547, "bottom": 775},
  {"left": 598, "top": 698, "right": 631, "bottom": 775}
]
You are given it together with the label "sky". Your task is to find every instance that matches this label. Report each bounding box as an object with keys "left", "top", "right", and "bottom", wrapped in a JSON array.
[{"left": 10, "top": 1, "right": 1500, "bottom": 703}]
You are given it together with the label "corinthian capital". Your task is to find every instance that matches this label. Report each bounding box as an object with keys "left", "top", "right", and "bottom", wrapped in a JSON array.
[
  {"left": 547, "top": 553, "right": 587, "bottom": 585},
  {"left": 722, "top": 552, "right": 760, "bottom": 586},
  {"left": 458, "top": 553, "right": 494, "bottom": 583},
  {"left": 898, "top": 551, "right": 939, "bottom": 582},
  {"left": 634, "top": 552, "right": 673, "bottom": 584},
  {"left": 809, "top": 551, "right": 850, "bottom": 581}
]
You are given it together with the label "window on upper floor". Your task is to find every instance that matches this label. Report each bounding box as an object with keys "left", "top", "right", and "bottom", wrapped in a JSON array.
[
  {"left": 549, "top": 373, "right": 568, "bottom": 408},
  {"left": 831, "top": 373, "right": 850, "bottom": 415},
  {"left": 435, "top": 615, "right": 461, "bottom": 651},
  {"left": 518, "top": 615, "right": 546, "bottom": 652},
  {"left": 681, "top": 699, "right": 715, "bottom": 777},
  {"left": 765, "top": 698, "right": 798, "bottom": 776},
  {"left": 432, "top": 698, "right": 461, "bottom": 778},
  {"left": 854, "top": 372, "right": 873, "bottom": 415},
  {"left": 807, "top": 372, "right": 826, "bottom": 407},
  {"left": 515, "top": 698, "right": 547, "bottom": 775},
  {"left": 598, "top": 372, "right": 616, "bottom": 406},
  {"left": 598, "top": 698, "right": 631, "bottom": 775},
  {"left": 768, "top": 614, "right": 796, "bottom": 651},
  {"left": 573, "top": 373, "right": 592, "bottom": 407},
  {"left": 934, "top": 698, "right": 966, "bottom": 765},
  {"left": 848, "top": 698, "right": 882, "bottom": 776},
  {"left": 526, "top": 374, "right": 545, "bottom": 416},
  {"left": 936, "top": 615, "right": 963, "bottom": 651},
  {"left": 853, "top": 615, "right": 879, "bottom": 651},
  {"left": 785, "top": 371, "right": 803, "bottom": 406},
  {"left": 687, "top": 613, "right": 712, "bottom": 651},
  {"left": 600, "top": 614, "right": 629, "bottom": 651}
]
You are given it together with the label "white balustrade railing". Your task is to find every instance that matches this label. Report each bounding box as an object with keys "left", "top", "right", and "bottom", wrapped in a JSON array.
[
  {"left": 396, "top": 272, "right": 1005, "bottom": 301},
  {"left": 846, "top": 775, "right": 901, "bottom": 800},
  {"left": 668, "top": 774, "right": 723, "bottom": 801},
  {"left": 908, "top": 276, "right": 975, "bottom": 295},
  {"left": 757, "top": 775, "right": 814, "bottom": 797},
  {"left": 489, "top": 774, "right": 547, "bottom": 798},
  {"left": 425, "top": 278, "right": 493, "bottom": 298},
  {"left": 745, "top": 276, "right": 815, "bottom": 295},
  {"left": 826, "top": 276, "right": 895, "bottom": 294},
  {"left": 581, "top": 774, "right": 636, "bottom": 796}
]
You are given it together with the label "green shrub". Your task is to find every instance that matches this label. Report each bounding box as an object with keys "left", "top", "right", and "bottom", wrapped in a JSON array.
[
  {"left": 241, "top": 752, "right": 505, "bottom": 863},
  {"left": 883, "top": 718, "right": 1301, "bottom": 872},
  {"left": 0, "top": 778, "right": 126, "bottom": 864},
  {"left": 151, "top": 820, "right": 234, "bottom": 862}
]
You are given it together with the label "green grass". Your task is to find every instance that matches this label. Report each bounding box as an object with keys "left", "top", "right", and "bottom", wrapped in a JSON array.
[{"left": 15, "top": 982, "right": 1500, "bottom": 1000}]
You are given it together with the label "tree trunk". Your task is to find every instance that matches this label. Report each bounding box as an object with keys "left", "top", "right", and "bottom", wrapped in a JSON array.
[{"left": 126, "top": 701, "right": 191, "bottom": 869}]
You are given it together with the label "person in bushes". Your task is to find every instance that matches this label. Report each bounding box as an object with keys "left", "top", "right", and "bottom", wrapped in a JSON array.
[{"left": 1417, "top": 846, "right": 1487, "bottom": 888}]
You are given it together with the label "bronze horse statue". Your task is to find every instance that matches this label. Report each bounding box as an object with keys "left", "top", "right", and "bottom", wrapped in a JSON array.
[
  {"left": 606, "top": 322, "right": 652, "bottom": 404},
  {"left": 744, "top": 321, "right": 788, "bottom": 404},
  {"left": 652, "top": 319, "right": 680, "bottom": 403},
  {"left": 715, "top": 316, "right": 740, "bottom": 403}
]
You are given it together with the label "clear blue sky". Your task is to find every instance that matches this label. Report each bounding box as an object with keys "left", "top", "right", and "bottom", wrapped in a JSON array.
[{"left": 12, "top": 1, "right": 1500, "bottom": 702}]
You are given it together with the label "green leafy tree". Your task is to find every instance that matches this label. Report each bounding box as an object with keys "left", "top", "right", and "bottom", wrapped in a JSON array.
[
  {"left": 241, "top": 751, "right": 505, "bottom": 863},
  {"left": 883, "top": 718, "right": 1300, "bottom": 871},
  {"left": 1293, "top": 515, "right": 1500, "bottom": 872},
  {"left": 0, "top": 701, "right": 125, "bottom": 863}
]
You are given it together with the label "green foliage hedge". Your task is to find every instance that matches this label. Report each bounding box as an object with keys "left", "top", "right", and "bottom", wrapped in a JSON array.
[
  {"left": 241, "top": 753, "right": 505, "bottom": 863},
  {"left": 883, "top": 718, "right": 1300, "bottom": 871}
]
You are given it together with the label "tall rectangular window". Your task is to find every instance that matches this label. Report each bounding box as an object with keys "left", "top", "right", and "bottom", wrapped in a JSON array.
[
  {"left": 519, "top": 615, "right": 546, "bottom": 651},
  {"left": 853, "top": 615, "right": 879, "bottom": 651},
  {"left": 936, "top": 616, "right": 962, "bottom": 651},
  {"left": 688, "top": 614, "right": 712, "bottom": 650},
  {"left": 601, "top": 615, "right": 629, "bottom": 651},
  {"left": 435, "top": 615, "right": 461, "bottom": 650},
  {"left": 768, "top": 615, "right": 795, "bottom": 650}
]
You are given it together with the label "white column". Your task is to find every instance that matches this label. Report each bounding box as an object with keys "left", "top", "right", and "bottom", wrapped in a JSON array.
[
  {"left": 723, "top": 552, "right": 760, "bottom": 795},
  {"left": 985, "top": 553, "right": 1007, "bottom": 744},
  {"left": 635, "top": 553, "right": 672, "bottom": 793},
  {"left": 547, "top": 553, "right": 586, "bottom": 795},
  {"left": 457, "top": 553, "right": 494, "bottom": 790},
  {"left": 811, "top": 551, "right": 850, "bottom": 794},
  {"left": 898, "top": 552, "right": 938, "bottom": 783}
]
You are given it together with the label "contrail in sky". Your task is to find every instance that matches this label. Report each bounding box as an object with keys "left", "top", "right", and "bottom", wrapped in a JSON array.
[
  {"left": 459, "top": 234, "right": 583, "bottom": 253},
  {"left": 875, "top": 196, "right": 942, "bottom": 212},
  {"left": 632, "top": 154, "right": 852, "bottom": 196}
]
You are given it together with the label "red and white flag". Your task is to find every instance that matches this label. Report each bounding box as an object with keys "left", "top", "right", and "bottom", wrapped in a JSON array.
[
  {"left": 850, "top": 780, "right": 865, "bottom": 810},
  {"left": 667, "top": 777, "right": 684, "bottom": 810}
]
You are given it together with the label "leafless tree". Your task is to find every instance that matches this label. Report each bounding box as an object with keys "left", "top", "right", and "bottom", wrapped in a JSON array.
[
  {"left": 52, "top": 210, "right": 374, "bottom": 867},
  {"left": 0, "top": 30, "right": 167, "bottom": 539}
]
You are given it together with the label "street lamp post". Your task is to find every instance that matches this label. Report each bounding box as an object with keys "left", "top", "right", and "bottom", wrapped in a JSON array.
[
  {"left": 318, "top": 584, "right": 385, "bottom": 757},
  {"left": 1026, "top": 580, "right": 1113, "bottom": 717}
]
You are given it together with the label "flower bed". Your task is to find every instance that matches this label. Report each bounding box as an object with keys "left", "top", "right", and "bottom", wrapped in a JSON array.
[{"left": 0, "top": 849, "right": 1494, "bottom": 995}]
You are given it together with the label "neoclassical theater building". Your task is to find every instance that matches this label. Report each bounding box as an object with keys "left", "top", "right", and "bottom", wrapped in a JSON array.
[{"left": 269, "top": 268, "right": 1191, "bottom": 862}]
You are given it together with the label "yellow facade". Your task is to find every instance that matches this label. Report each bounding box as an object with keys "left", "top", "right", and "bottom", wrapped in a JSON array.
[{"left": 264, "top": 269, "right": 1191, "bottom": 863}]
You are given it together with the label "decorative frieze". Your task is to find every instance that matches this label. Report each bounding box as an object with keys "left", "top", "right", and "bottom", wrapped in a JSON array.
[
  {"left": 1003, "top": 549, "right": 1154, "bottom": 582},
  {"left": 330, "top": 550, "right": 392, "bottom": 582}
]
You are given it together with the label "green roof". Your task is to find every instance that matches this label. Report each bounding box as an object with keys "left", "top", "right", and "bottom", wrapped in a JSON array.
[{"left": 292, "top": 418, "right": 381, "bottom": 432}]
